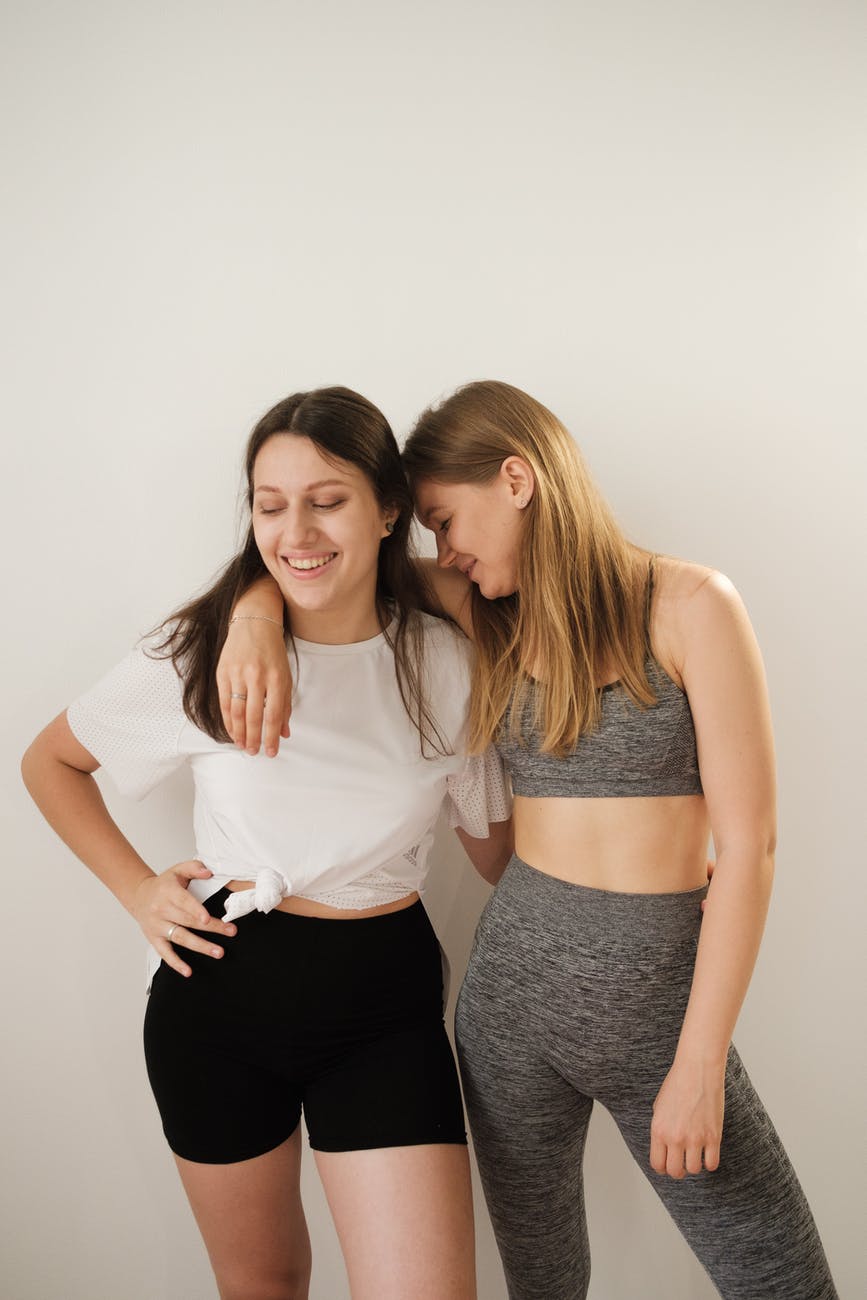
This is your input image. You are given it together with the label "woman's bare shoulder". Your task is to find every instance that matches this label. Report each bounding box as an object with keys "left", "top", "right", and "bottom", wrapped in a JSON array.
[{"left": 650, "top": 555, "right": 744, "bottom": 681}]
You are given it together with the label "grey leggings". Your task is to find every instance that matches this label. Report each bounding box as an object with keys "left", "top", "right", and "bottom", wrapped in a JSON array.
[{"left": 455, "top": 856, "right": 837, "bottom": 1300}]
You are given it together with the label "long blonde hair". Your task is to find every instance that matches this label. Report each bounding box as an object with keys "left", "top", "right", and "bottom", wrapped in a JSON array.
[{"left": 403, "top": 380, "right": 655, "bottom": 755}]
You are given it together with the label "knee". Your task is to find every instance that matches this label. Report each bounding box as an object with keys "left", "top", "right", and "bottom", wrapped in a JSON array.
[{"left": 217, "top": 1255, "right": 312, "bottom": 1300}]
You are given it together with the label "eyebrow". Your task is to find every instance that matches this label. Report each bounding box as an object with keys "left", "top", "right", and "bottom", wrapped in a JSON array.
[
  {"left": 417, "top": 504, "right": 444, "bottom": 525},
  {"left": 253, "top": 479, "right": 351, "bottom": 494}
]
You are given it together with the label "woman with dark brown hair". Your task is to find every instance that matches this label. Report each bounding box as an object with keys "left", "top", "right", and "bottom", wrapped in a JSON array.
[{"left": 22, "top": 386, "right": 511, "bottom": 1300}]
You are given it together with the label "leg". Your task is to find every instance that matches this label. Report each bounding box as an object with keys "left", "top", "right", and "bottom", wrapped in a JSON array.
[
  {"left": 176, "top": 1124, "right": 312, "bottom": 1300},
  {"left": 456, "top": 963, "right": 594, "bottom": 1300},
  {"left": 315, "top": 1143, "right": 475, "bottom": 1299},
  {"left": 298, "top": 903, "right": 475, "bottom": 1296},
  {"left": 610, "top": 1050, "right": 838, "bottom": 1298},
  {"left": 143, "top": 902, "right": 311, "bottom": 1297}
]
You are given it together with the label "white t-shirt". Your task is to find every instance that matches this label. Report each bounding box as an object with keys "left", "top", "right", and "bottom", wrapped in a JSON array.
[{"left": 68, "top": 615, "right": 510, "bottom": 980}]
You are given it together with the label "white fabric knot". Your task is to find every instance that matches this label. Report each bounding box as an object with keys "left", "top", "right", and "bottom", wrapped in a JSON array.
[{"left": 222, "top": 868, "right": 291, "bottom": 922}]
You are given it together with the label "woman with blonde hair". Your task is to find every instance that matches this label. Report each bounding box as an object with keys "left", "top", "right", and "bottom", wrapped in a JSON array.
[{"left": 221, "top": 380, "right": 836, "bottom": 1299}]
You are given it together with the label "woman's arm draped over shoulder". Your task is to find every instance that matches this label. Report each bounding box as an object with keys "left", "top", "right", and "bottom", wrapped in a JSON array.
[
  {"left": 217, "top": 564, "right": 475, "bottom": 756},
  {"left": 650, "top": 572, "right": 776, "bottom": 1179}
]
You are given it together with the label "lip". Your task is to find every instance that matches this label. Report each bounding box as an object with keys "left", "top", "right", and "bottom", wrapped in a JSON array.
[
  {"left": 460, "top": 561, "right": 477, "bottom": 582},
  {"left": 281, "top": 552, "right": 337, "bottom": 580}
]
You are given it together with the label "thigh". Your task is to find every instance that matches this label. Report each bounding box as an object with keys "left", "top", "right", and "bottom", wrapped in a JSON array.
[
  {"left": 301, "top": 903, "right": 466, "bottom": 1152},
  {"left": 144, "top": 956, "right": 303, "bottom": 1164},
  {"left": 456, "top": 963, "right": 595, "bottom": 1300},
  {"left": 315, "top": 1143, "right": 475, "bottom": 1300},
  {"left": 611, "top": 1047, "right": 838, "bottom": 1300},
  {"left": 176, "top": 1124, "right": 311, "bottom": 1300},
  {"left": 303, "top": 1018, "right": 466, "bottom": 1153},
  {"left": 143, "top": 893, "right": 304, "bottom": 1163}
]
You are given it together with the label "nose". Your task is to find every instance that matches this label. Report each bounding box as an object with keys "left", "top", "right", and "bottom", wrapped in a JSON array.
[{"left": 281, "top": 504, "right": 319, "bottom": 548}]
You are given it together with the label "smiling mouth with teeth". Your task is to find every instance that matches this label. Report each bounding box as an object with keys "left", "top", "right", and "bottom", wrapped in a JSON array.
[{"left": 284, "top": 553, "right": 337, "bottom": 571}]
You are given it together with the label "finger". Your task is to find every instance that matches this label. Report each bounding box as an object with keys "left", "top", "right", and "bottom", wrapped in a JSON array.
[
  {"left": 703, "top": 1141, "right": 721, "bottom": 1172},
  {"left": 263, "top": 679, "right": 289, "bottom": 756},
  {"left": 154, "top": 938, "right": 192, "bottom": 978},
  {"left": 168, "top": 925, "right": 227, "bottom": 960},
  {"left": 666, "top": 1143, "right": 687, "bottom": 1180},
  {"left": 168, "top": 863, "right": 215, "bottom": 926},
  {"left": 244, "top": 678, "right": 267, "bottom": 755},
  {"left": 685, "top": 1143, "right": 704, "bottom": 1176},
  {"left": 197, "top": 914, "right": 238, "bottom": 939},
  {"left": 172, "top": 860, "right": 213, "bottom": 883},
  {"left": 217, "top": 670, "right": 234, "bottom": 740},
  {"left": 649, "top": 1131, "right": 667, "bottom": 1176},
  {"left": 229, "top": 685, "right": 249, "bottom": 749}
]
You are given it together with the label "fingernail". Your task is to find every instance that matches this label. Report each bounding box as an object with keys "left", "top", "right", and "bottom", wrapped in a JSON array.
[
  {"left": 211, "top": 948, "right": 222, "bottom": 958},
  {"left": 266, "top": 747, "right": 277, "bottom": 757}
]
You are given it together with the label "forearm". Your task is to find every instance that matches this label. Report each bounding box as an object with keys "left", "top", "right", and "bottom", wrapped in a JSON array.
[
  {"left": 413, "top": 559, "right": 474, "bottom": 634},
  {"left": 22, "top": 752, "right": 154, "bottom": 914},
  {"left": 455, "top": 819, "right": 514, "bottom": 885},
  {"left": 676, "top": 846, "right": 775, "bottom": 1067}
]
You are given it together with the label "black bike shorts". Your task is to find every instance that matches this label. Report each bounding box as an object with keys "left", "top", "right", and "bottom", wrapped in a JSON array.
[{"left": 143, "top": 890, "right": 466, "bottom": 1164}]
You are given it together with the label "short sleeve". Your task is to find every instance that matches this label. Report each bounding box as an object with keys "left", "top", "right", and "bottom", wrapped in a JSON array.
[
  {"left": 446, "top": 746, "right": 513, "bottom": 838},
  {"left": 66, "top": 642, "right": 189, "bottom": 800}
]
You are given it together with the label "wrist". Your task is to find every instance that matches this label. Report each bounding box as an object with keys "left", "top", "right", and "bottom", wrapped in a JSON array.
[
  {"left": 673, "top": 1042, "right": 729, "bottom": 1075},
  {"left": 228, "top": 613, "right": 284, "bottom": 633},
  {"left": 125, "top": 870, "right": 157, "bottom": 917}
]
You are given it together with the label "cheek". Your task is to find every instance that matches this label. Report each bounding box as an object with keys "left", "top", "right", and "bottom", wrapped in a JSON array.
[{"left": 252, "top": 520, "right": 280, "bottom": 563}]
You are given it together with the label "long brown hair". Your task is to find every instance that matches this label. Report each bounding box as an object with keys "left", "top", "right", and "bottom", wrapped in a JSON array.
[
  {"left": 153, "top": 387, "right": 447, "bottom": 753},
  {"left": 402, "top": 380, "right": 654, "bottom": 755}
]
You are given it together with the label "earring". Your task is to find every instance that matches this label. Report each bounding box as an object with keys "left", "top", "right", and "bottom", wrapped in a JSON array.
[{"left": 385, "top": 520, "right": 395, "bottom": 534}]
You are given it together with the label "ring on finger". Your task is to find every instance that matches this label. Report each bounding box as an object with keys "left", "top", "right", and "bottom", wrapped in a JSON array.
[
  {"left": 230, "top": 692, "right": 248, "bottom": 700},
  {"left": 166, "top": 923, "right": 179, "bottom": 941}
]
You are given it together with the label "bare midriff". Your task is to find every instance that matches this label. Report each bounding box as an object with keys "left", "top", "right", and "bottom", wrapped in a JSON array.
[
  {"left": 514, "top": 794, "right": 710, "bottom": 893},
  {"left": 224, "top": 881, "right": 420, "bottom": 919}
]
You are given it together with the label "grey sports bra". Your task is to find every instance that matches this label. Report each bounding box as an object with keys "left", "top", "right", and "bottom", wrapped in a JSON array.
[{"left": 497, "top": 565, "right": 704, "bottom": 799}]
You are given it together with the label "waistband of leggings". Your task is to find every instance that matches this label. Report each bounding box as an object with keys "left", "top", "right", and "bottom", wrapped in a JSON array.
[{"left": 493, "top": 854, "right": 707, "bottom": 952}]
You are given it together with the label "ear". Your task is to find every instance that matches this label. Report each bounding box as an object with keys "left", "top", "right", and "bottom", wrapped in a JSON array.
[
  {"left": 381, "top": 509, "right": 399, "bottom": 538},
  {"left": 499, "top": 456, "right": 535, "bottom": 509}
]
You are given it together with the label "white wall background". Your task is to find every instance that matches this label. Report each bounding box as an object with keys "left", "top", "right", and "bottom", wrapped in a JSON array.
[{"left": 2, "top": 2, "right": 864, "bottom": 1296}]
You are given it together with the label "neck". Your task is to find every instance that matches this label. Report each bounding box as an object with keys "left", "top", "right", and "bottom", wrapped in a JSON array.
[{"left": 289, "top": 604, "right": 385, "bottom": 645}]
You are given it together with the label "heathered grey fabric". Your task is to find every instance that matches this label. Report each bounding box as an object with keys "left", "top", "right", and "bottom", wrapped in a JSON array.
[
  {"left": 498, "top": 657, "right": 703, "bottom": 798},
  {"left": 456, "top": 857, "right": 837, "bottom": 1300}
]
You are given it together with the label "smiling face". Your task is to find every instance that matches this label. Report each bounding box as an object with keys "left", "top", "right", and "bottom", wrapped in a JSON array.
[
  {"left": 252, "top": 434, "right": 394, "bottom": 642},
  {"left": 414, "top": 462, "right": 533, "bottom": 599}
]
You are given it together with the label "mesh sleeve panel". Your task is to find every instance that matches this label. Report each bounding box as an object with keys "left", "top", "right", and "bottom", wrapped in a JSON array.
[
  {"left": 446, "top": 745, "right": 513, "bottom": 838},
  {"left": 66, "top": 643, "right": 190, "bottom": 800}
]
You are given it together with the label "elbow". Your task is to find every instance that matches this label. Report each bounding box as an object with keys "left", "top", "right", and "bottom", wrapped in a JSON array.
[
  {"left": 714, "top": 828, "right": 776, "bottom": 884},
  {"left": 20, "top": 741, "right": 40, "bottom": 797},
  {"left": 484, "top": 827, "right": 514, "bottom": 884}
]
